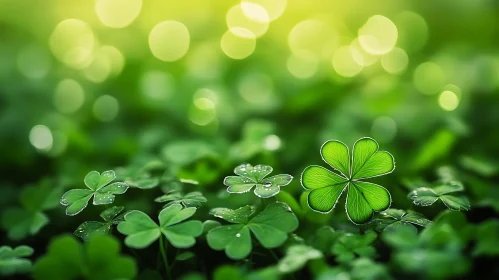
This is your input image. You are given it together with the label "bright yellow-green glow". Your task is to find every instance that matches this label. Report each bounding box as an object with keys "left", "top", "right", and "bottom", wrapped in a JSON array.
[
  {"left": 358, "top": 15, "right": 398, "bottom": 55},
  {"left": 381, "top": 47, "right": 409, "bottom": 74},
  {"left": 288, "top": 19, "right": 336, "bottom": 58},
  {"left": 149, "top": 21, "right": 190, "bottom": 62},
  {"left": 242, "top": 0, "right": 287, "bottom": 21},
  {"left": 49, "top": 19, "right": 95, "bottom": 69},
  {"left": 83, "top": 52, "right": 111, "bottom": 83},
  {"left": 95, "top": 0, "right": 142, "bottom": 28},
  {"left": 239, "top": 72, "right": 273, "bottom": 103},
  {"left": 221, "top": 28, "right": 256, "bottom": 60},
  {"left": 17, "top": 45, "right": 51, "bottom": 79},
  {"left": 413, "top": 62, "right": 445, "bottom": 95},
  {"left": 53, "top": 79, "right": 85, "bottom": 114},
  {"left": 29, "top": 125, "right": 53, "bottom": 151},
  {"left": 227, "top": 4, "right": 268, "bottom": 38},
  {"left": 194, "top": 88, "right": 219, "bottom": 104},
  {"left": 99, "top": 45, "right": 125, "bottom": 76},
  {"left": 371, "top": 116, "right": 397, "bottom": 143},
  {"left": 332, "top": 46, "right": 363, "bottom": 78},
  {"left": 350, "top": 39, "right": 378, "bottom": 67},
  {"left": 93, "top": 95, "right": 119, "bottom": 122},
  {"left": 439, "top": 90, "right": 459, "bottom": 111},
  {"left": 287, "top": 51, "right": 318, "bottom": 79},
  {"left": 140, "top": 71, "right": 175, "bottom": 100},
  {"left": 443, "top": 84, "right": 462, "bottom": 99}
]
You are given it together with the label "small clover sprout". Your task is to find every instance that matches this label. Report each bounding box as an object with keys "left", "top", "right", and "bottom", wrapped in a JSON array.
[
  {"left": 301, "top": 137, "right": 395, "bottom": 224},
  {"left": 206, "top": 202, "right": 299, "bottom": 260},
  {"left": 408, "top": 181, "right": 471, "bottom": 211},
  {"left": 34, "top": 235, "right": 137, "bottom": 280},
  {"left": 117, "top": 204, "right": 203, "bottom": 249},
  {"left": 371, "top": 209, "right": 432, "bottom": 233},
  {"left": 0, "top": 245, "right": 33, "bottom": 276},
  {"left": 224, "top": 164, "right": 293, "bottom": 198},
  {"left": 74, "top": 206, "right": 127, "bottom": 241},
  {"left": 331, "top": 231, "right": 377, "bottom": 263},
  {"left": 60, "top": 170, "right": 129, "bottom": 216},
  {"left": 155, "top": 191, "right": 207, "bottom": 208}
]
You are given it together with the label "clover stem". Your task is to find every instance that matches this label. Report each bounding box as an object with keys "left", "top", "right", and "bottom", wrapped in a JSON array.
[
  {"left": 268, "top": 248, "right": 279, "bottom": 263},
  {"left": 159, "top": 234, "right": 171, "bottom": 280}
]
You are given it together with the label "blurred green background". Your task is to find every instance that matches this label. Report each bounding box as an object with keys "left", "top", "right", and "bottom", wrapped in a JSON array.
[{"left": 1, "top": 0, "right": 499, "bottom": 278}]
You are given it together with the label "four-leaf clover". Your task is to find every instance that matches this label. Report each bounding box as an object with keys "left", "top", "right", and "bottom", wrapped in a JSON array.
[
  {"left": 117, "top": 204, "right": 203, "bottom": 249},
  {"left": 60, "top": 170, "right": 129, "bottom": 216},
  {"left": 301, "top": 137, "right": 395, "bottom": 224},
  {"left": 206, "top": 202, "right": 299, "bottom": 260},
  {"left": 408, "top": 181, "right": 470, "bottom": 211},
  {"left": 224, "top": 164, "right": 293, "bottom": 198}
]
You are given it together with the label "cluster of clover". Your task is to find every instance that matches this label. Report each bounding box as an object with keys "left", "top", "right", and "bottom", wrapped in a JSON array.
[{"left": 3, "top": 137, "right": 470, "bottom": 278}]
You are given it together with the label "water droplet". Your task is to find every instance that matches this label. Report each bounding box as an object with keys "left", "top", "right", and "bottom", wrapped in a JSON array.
[
  {"left": 264, "top": 182, "right": 272, "bottom": 188},
  {"left": 236, "top": 233, "right": 241, "bottom": 237}
]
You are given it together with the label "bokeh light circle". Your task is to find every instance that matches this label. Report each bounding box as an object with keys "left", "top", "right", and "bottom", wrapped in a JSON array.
[
  {"left": 332, "top": 46, "right": 363, "bottom": 77},
  {"left": 93, "top": 95, "right": 119, "bottom": 122},
  {"left": 149, "top": 21, "right": 190, "bottom": 62},
  {"left": 381, "top": 48, "right": 409, "bottom": 74},
  {"left": 17, "top": 45, "right": 51, "bottom": 79},
  {"left": 227, "top": 4, "right": 269, "bottom": 38},
  {"left": 95, "top": 0, "right": 142, "bottom": 28},
  {"left": 358, "top": 15, "right": 398, "bottom": 55},
  {"left": 220, "top": 28, "right": 256, "bottom": 60},
  {"left": 413, "top": 62, "right": 445, "bottom": 95},
  {"left": 439, "top": 90, "right": 459, "bottom": 111},
  {"left": 29, "top": 125, "right": 53, "bottom": 151},
  {"left": 140, "top": 71, "right": 175, "bottom": 101},
  {"left": 49, "top": 19, "right": 95, "bottom": 69},
  {"left": 287, "top": 51, "right": 318, "bottom": 79},
  {"left": 241, "top": 0, "right": 287, "bottom": 21},
  {"left": 371, "top": 116, "right": 397, "bottom": 143},
  {"left": 53, "top": 79, "right": 85, "bottom": 114}
]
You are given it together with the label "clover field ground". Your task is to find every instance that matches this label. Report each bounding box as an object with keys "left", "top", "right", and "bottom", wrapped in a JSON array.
[{"left": 1, "top": 0, "right": 499, "bottom": 279}]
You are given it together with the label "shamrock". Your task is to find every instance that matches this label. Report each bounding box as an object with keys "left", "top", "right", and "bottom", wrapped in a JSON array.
[
  {"left": 117, "top": 204, "right": 203, "bottom": 249},
  {"left": 1, "top": 181, "right": 61, "bottom": 240},
  {"left": 34, "top": 235, "right": 137, "bottom": 280},
  {"left": 155, "top": 191, "right": 207, "bottom": 208},
  {"left": 116, "top": 159, "right": 165, "bottom": 189},
  {"left": 74, "top": 206, "right": 127, "bottom": 241},
  {"left": 301, "top": 137, "right": 395, "bottom": 224},
  {"left": 224, "top": 164, "right": 293, "bottom": 198},
  {"left": 60, "top": 170, "right": 129, "bottom": 216},
  {"left": 331, "top": 231, "right": 377, "bottom": 263},
  {"left": 408, "top": 180, "right": 470, "bottom": 211},
  {"left": 0, "top": 245, "right": 33, "bottom": 276},
  {"left": 206, "top": 202, "right": 299, "bottom": 260},
  {"left": 371, "top": 209, "right": 432, "bottom": 233},
  {"left": 277, "top": 245, "right": 323, "bottom": 274}
]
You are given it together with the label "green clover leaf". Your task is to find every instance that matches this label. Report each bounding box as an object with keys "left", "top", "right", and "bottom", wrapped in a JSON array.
[
  {"left": 34, "top": 235, "right": 137, "bottom": 280},
  {"left": 277, "top": 245, "right": 323, "bottom": 274},
  {"left": 60, "top": 170, "right": 129, "bottom": 216},
  {"left": 331, "top": 231, "right": 377, "bottom": 263},
  {"left": 74, "top": 206, "right": 127, "bottom": 241},
  {"left": 155, "top": 191, "right": 207, "bottom": 208},
  {"left": 408, "top": 180, "right": 471, "bottom": 211},
  {"left": 117, "top": 204, "right": 203, "bottom": 249},
  {"left": 116, "top": 159, "right": 165, "bottom": 189},
  {"left": 301, "top": 137, "right": 395, "bottom": 224},
  {"left": 224, "top": 164, "right": 293, "bottom": 198},
  {"left": 206, "top": 202, "right": 299, "bottom": 260},
  {"left": 371, "top": 209, "right": 432, "bottom": 233},
  {"left": 0, "top": 245, "right": 33, "bottom": 276},
  {"left": 1, "top": 182, "right": 61, "bottom": 240}
]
